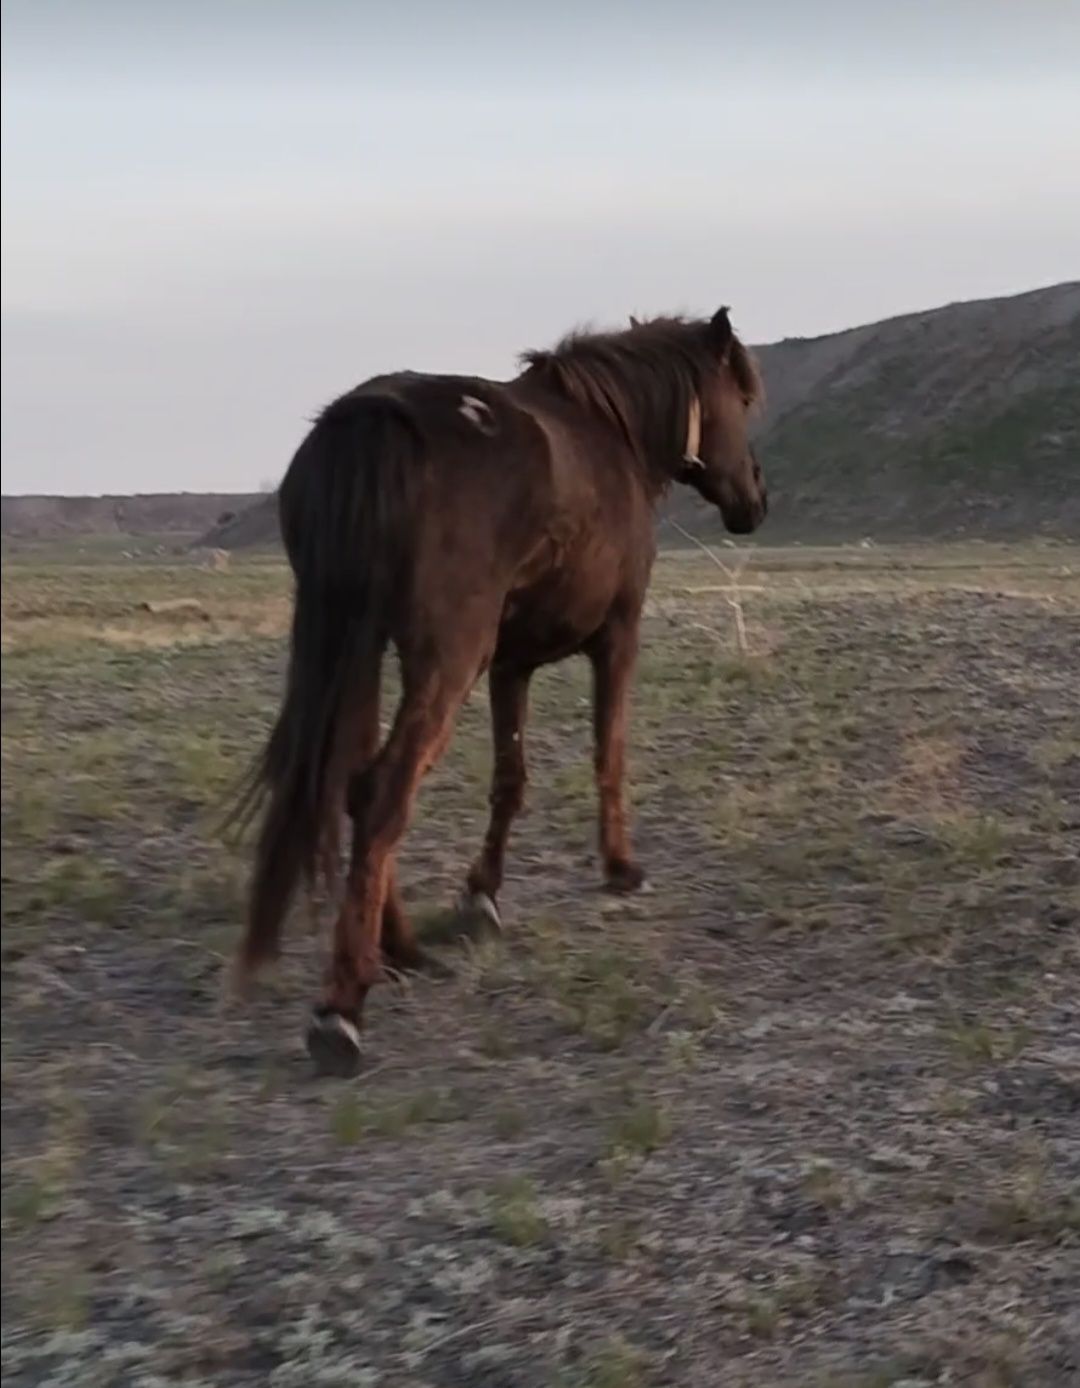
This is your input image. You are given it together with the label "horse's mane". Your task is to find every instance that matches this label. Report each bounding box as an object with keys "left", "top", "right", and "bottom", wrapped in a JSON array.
[{"left": 520, "top": 315, "right": 763, "bottom": 470}]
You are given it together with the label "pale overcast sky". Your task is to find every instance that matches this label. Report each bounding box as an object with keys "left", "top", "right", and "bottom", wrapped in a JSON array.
[{"left": 2, "top": 1, "right": 1078, "bottom": 494}]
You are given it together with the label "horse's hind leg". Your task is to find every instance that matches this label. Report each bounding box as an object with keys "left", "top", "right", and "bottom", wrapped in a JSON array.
[
  {"left": 308, "top": 656, "right": 478, "bottom": 1076},
  {"left": 309, "top": 672, "right": 415, "bottom": 963},
  {"left": 463, "top": 663, "right": 533, "bottom": 930},
  {"left": 333, "top": 685, "right": 427, "bottom": 975}
]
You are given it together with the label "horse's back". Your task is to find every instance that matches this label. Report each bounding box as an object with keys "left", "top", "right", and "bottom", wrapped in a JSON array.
[
  {"left": 319, "top": 368, "right": 654, "bottom": 664},
  {"left": 355, "top": 371, "right": 541, "bottom": 459}
]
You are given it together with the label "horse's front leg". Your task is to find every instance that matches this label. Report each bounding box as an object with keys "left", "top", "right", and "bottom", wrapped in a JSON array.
[
  {"left": 463, "top": 662, "right": 533, "bottom": 928},
  {"left": 588, "top": 614, "right": 646, "bottom": 892}
]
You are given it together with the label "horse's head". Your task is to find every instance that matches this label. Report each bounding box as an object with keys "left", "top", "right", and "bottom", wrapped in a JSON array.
[{"left": 679, "top": 307, "right": 767, "bottom": 535}]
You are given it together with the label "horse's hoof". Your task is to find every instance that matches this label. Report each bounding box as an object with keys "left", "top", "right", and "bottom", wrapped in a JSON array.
[
  {"left": 603, "top": 861, "right": 649, "bottom": 894},
  {"left": 306, "top": 1011, "right": 362, "bottom": 1078},
  {"left": 458, "top": 890, "right": 503, "bottom": 936}
]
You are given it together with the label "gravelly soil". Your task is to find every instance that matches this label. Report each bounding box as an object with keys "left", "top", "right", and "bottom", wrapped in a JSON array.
[{"left": 2, "top": 543, "right": 1078, "bottom": 1388}]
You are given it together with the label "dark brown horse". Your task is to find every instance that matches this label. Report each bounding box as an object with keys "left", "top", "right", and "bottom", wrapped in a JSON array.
[{"left": 236, "top": 306, "right": 767, "bottom": 1075}]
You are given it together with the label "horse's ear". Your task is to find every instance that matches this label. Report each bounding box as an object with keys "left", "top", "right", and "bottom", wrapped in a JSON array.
[
  {"left": 629, "top": 315, "right": 642, "bottom": 328},
  {"left": 709, "top": 306, "right": 733, "bottom": 356}
]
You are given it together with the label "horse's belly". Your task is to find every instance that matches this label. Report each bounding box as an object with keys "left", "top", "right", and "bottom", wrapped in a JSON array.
[{"left": 495, "top": 576, "right": 615, "bottom": 667}]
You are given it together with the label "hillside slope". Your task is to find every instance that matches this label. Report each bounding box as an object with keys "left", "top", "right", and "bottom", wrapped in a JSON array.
[
  {"left": 6, "top": 284, "right": 1076, "bottom": 547},
  {"left": 200, "top": 282, "right": 1077, "bottom": 548},
  {"left": 725, "top": 280, "right": 1079, "bottom": 540},
  {"left": 1, "top": 493, "right": 261, "bottom": 541}
]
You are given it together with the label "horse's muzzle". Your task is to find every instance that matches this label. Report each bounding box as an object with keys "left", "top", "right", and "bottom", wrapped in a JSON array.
[{"left": 722, "top": 494, "right": 768, "bottom": 535}]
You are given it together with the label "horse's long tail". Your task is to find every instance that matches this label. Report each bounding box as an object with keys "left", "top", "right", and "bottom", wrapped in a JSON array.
[{"left": 234, "top": 395, "right": 418, "bottom": 974}]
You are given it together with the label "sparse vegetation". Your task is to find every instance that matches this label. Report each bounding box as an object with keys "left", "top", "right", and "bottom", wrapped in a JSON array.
[
  {"left": 944, "top": 1018, "right": 1032, "bottom": 1065},
  {"left": 492, "top": 1103, "right": 527, "bottom": 1139},
  {"left": 330, "top": 1086, "right": 463, "bottom": 1143},
  {"left": 488, "top": 1175, "right": 548, "bottom": 1247},
  {"left": 2, "top": 539, "right": 1077, "bottom": 1386},
  {"left": 974, "top": 1161, "right": 1080, "bottom": 1244},
  {"left": 606, "top": 1097, "right": 672, "bottom": 1158},
  {"left": 570, "top": 1337, "right": 650, "bottom": 1388},
  {"left": 526, "top": 931, "right": 656, "bottom": 1048}
]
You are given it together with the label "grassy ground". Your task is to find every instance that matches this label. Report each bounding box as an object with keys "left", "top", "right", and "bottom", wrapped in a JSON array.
[{"left": 2, "top": 540, "right": 1078, "bottom": 1387}]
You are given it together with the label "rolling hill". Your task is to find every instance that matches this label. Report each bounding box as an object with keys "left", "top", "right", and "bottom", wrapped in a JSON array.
[
  {"left": 741, "top": 279, "right": 1079, "bottom": 540},
  {"left": 0, "top": 492, "right": 261, "bottom": 542},
  {"left": 4, "top": 282, "right": 1077, "bottom": 546}
]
